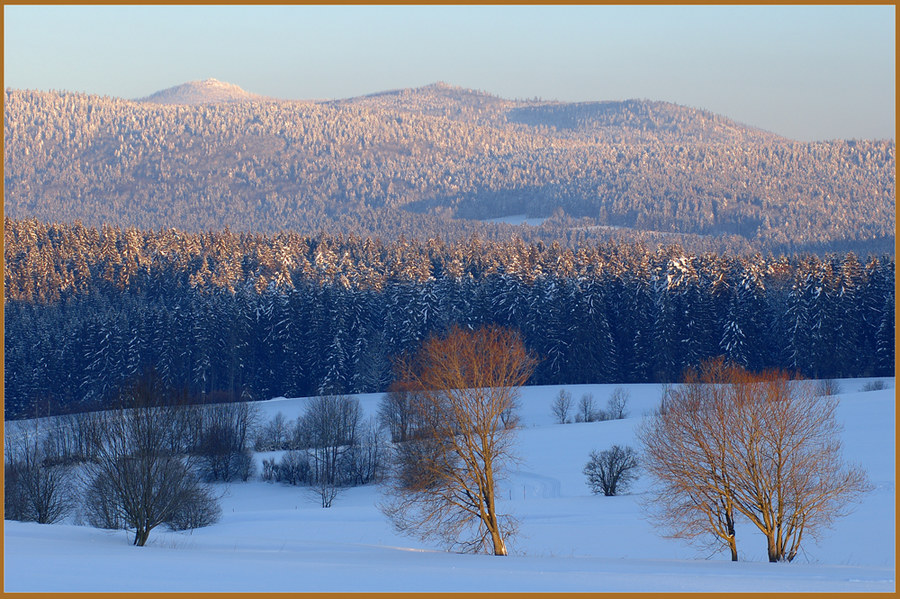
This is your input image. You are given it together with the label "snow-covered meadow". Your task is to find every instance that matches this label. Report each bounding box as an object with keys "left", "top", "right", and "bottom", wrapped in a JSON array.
[
  {"left": 4, "top": 379, "right": 895, "bottom": 592},
  {"left": 482, "top": 213, "right": 548, "bottom": 227}
]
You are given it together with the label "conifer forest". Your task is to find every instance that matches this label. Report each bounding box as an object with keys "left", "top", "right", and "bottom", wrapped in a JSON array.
[{"left": 4, "top": 218, "right": 893, "bottom": 420}]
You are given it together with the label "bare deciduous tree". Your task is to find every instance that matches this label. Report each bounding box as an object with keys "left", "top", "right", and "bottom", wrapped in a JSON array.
[
  {"left": 640, "top": 358, "right": 871, "bottom": 563},
  {"left": 39, "top": 411, "right": 104, "bottom": 466},
  {"left": 639, "top": 360, "right": 743, "bottom": 561},
  {"left": 82, "top": 373, "right": 220, "bottom": 546},
  {"left": 4, "top": 424, "right": 75, "bottom": 524},
  {"left": 730, "top": 373, "right": 870, "bottom": 562},
  {"left": 584, "top": 445, "right": 639, "bottom": 496},
  {"left": 381, "top": 325, "right": 537, "bottom": 556},
  {"left": 551, "top": 389, "right": 572, "bottom": 424},
  {"left": 300, "top": 394, "right": 362, "bottom": 508},
  {"left": 605, "top": 387, "right": 630, "bottom": 420},
  {"left": 377, "top": 383, "right": 417, "bottom": 443},
  {"left": 196, "top": 402, "right": 259, "bottom": 482},
  {"left": 344, "top": 417, "right": 386, "bottom": 486},
  {"left": 575, "top": 393, "right": 599, "bottom": 423},
  {"left": 255, "top": 411, "right": 290, "bottom": 451}
]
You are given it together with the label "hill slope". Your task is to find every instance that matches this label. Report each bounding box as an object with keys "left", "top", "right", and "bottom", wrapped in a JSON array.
[
  {"left": 3, "top": 380, "right": 895, "bottom": 592},
  {"left": 505, "top": 99, "right": 780, "bottom": 143},
  {"left": 3, "top": 83, "right": 895, "bottom": 254}
]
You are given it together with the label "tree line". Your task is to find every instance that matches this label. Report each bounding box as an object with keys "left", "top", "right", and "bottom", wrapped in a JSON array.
[{"left": 4, "top": 219, "right": 893, "bottom": 420}]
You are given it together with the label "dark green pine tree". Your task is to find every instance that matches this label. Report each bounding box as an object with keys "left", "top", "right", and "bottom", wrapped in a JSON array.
[
  {"left": 485, "top": 272, "right": 521, "bottom": 331},
  {"left": 814, "top": 261, "right": 846, "bottom": 378},
  {"left": 875, "top": 291, "right": 895, "bottom": 377},
  {"left": 525, "top": 276, "right": 573, "bottom": 384},
  {"left": 246, "top": 288, "right": 288, "bottom": 400},
  {"left": 692, "top": 255, "right": 727, "bottom": 364},
  {"left": 346, "top": 287, "right": 386, "bottom": 394},
  {"left": 571, "top": 278, "right": 617, "bottom": 383},
  {"left": 608, "top": 260, "right": 655, "bottom": 383},
  {"left": 4, "top": 302, "right": 35, "bottom": 418},
  {"left": 791, "top": 259, "right": 847, "bottom": 379},
  {"left": 80, "top": 308, "right": 130, "bottom": 408},
  {"left": 190, "top": 294, "right": 216, "bottom": 399},
  {"left": 720, "top": 306, "right": 749, "bottom": 368},
  {"left": 652, "top": 254, "right": 704, "bottom": 381},
  {"left": 315, "top": 282, "right": 357, "bottom": 395},
  {"left": 859, "top": 257, "right": 893, "bottom": 377},
  {"left": 720, "top": 261, "right": 770, "bottom": 371},
  {"left": 829, "top": 254, "right": 865, "bottom": 377},
  {"left": 283, "top": 284, "right": 317, "bottom": 397},
  {"left": 788, "top": 261, "right": 819, "bottom": 378}
]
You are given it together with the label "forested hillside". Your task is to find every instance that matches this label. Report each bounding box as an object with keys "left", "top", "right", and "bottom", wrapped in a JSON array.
[
  {"left": 5, "top": 219, "right": 893, "bottom": 419},
  {"left": 4, "top": 84, "right": 895, "bottom": 255}
]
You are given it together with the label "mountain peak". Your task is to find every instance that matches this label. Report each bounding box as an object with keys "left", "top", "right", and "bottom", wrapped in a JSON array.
[
  {"left": 423, "top": 81, "right": 457, "bottom": 90},
  {"left": 137, "top": 79, "right": 266, "bottom": 105}
]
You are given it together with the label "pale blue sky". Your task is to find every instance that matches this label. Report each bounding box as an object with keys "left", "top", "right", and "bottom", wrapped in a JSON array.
[{"left": 4, "top": 4, "right": 895, "bottom": 141}]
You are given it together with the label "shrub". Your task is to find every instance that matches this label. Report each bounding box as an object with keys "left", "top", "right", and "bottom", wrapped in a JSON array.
[
  {"left": 816, "top": 379, "right": 842, "bottom": 396},
  {"left": 4, "top": 431, "right": 75, "bottom": 524},
  {"left": 165, "top": 485, "right": 222, "bottom": 532},
  {"left": 274, "top": 450, "right": 312, "bottom": 486},
  {"left": 583, "top": 445, "right": 640, "bottom": 496},
  {"left": 862, "top": 380, "right": 886, "bottom": 392}
]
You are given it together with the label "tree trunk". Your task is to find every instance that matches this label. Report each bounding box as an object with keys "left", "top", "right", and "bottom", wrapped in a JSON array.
[
  {"left": 491, "top": 527, "right": 508, "bottom": 556},
  {"left": 726, "top": 509, "right": 738, "bottom": 561},
  {"left": 134, "top": 528, "right": 150, "bottom": 547},
  {"left": 483, "top": 486, "right": 508, "bottom": 556},
  {"left": 766, "top": 534, "right": 779, "bottom": 562},
  {"left": 486, "top": 500, "right": 507, "bottom": 555}
]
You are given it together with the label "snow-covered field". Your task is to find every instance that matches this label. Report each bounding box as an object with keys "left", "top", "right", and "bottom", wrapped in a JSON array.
[
  {"left": 4, "top": 379, "right": 895, "bottom": 592},
  {"left": 482, "top": 214, "right": 548, "bottom": 227}
]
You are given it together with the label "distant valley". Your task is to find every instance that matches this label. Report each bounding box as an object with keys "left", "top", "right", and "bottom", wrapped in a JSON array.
[{"left": 4, "top": 80, "right": 895, "bottom": 255}]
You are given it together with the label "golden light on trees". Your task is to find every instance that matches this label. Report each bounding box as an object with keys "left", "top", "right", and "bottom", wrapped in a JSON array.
[
  {"left": 380, "top": 325, "right": 537, "bottom": 556},
  {"left": 639, "top": 358, "right": 870, "bottom": 563}
]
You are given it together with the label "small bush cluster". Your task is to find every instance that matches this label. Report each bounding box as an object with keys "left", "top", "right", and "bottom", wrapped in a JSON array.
[
  {"left": 262, "top": 450, "right": 311, "bottom": 486},
  {"left": 260, "top": 439, "right": 383, "bottom": 489},
  {"left": 194, "top": 403, "right": 259, "bottom": 483},
  {"left": 862, "top": 380, "right": 887, "bottom": 392},
  {"left": 4, "top": 431, "right": 76, "bottom": 525},
  {"left": 816, "top": 379, "right": 842, "bottom": 396},
  {"left": 256, "top": 395, "right": 386, "bottom": 507}
]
